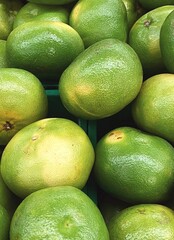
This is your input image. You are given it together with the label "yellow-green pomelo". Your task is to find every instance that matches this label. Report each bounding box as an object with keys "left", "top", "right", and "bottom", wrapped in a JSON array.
[
  {"left": 27, "top": 0, "right": 77, "bottom": 5},
  {"left": 108, "top": 204, "right": 174, "bottom": 240},
  {"left": 0, "top": 68, "right": 48, "bottom": 146},
  {"left": 13, "top": 2, "right": 69, "bottom": 28},
  {"left": 10, "top": 186, "right": 109, "bottom": 240},
  {"left": 128, "top": 5, "right": 174, "bottom": 77},
  {"left": 1, "top": 118, "right": 95, "bottom": 198},
  {"left": 0, "top": 163, "right": 20, "bottom": 217},
  {"left": 6, "top": 21, "right": 84, "bottom": 82},
  {"left": 0, "top": 0, "right": 24, "bottom": 40},
  {"left": 0, "top": 40, "right": 8, "bottom": 68},
  {"left": 94, "top": 126, "right": 174, "bottom": 203},
  {"left": 69, "top": 0, "right": 128, "bottom": 48},
  {"left": 160, "top": 10, "right": 174, "bottom": 73},
  {"left": 59, "top": 38, "right": 143, "bottom": 120},
  {"left": 0, "top": 204, "right": 10, "bottom": 240},
  {"left": 138, "top": 0, "right": 174, "bottom": 10},
  {"left": 132, "top": 73, "right": 174, "bottom": 144}
]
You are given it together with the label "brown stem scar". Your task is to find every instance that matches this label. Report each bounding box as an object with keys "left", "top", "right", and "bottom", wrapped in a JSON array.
[{"left": 3, "top": 121, "right": 14, "bottom": 131}]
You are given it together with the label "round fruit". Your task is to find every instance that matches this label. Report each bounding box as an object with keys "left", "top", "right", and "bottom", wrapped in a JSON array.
[
  {"left": 10, "top": 186, "right": 109, "bottom": 239},
  {"left": 128, "top": 5, "right": 174, "bottom": 77},
  {"left": 69, "top": 0, "right": 128, "bottom": 48},
  {"left": 6, "top": 21, "right": 84, "bottom": 82},
  {"left": 132, "top": 73, "right": 174, "bottom": 144},
  {"left": 160, "top": 10, "right": 174, "bottom": 73},
  {"left": 1, "top": 118, "right": 95, "bottom": 198},
  {"left": 0, "top": 68, "right": 48, "bottom": 145},
  {"left": 13, "top": 2, "right": 69, "bottom": 28},
  {"left": 0, "top": 204, "right": 10, "bottom": 240},
  {"left": 108, "top": 204, "right": 174, "bottom": 240},
  {"left": 27, "top": 0, "right": 77, "bottom": 5},
  {"left": 59, "top": 38, "right": 143, "bottom": 120},
  {"left": 138, "top": 0, "right": 174, "bottom": 10},
  {"left": 0, "top": 0, "right": 24, "bottom": 40},
  {"left": 94, "top": 126, "right": 174, "bottom": 203}
]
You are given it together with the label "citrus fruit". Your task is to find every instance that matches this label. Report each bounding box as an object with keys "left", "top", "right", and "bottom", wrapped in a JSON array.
[
  {"left": 0, "top": 0, "right": 23, "bottom": 40},
  {"left": 108, "top": 204, "right": 174, "bottom": 240},
  {"left": 128, "top": 5, "right": 174, "bottom": 77},
  {"left": 59, "top": 38, "right": 143, "bottom": 120},
  {"left": 0, "top": 40, "right": 8, "bottom": 68},
  {"left": 1, "top": 118, "right": 95, "bottom": 198},
  {"left": 0, "top": 203, "right": 10, "bottom": 240},
  {"left": 0, "top": 68, "right": 48, "bottom": 146},
  {"left": 132, "top": 73, "right": 174, "bottom": 144},
  {"left": 13, "top": 2, "right": 69, "bottom": 28},
  {"left": 69, "top": 0, "right": 128, "bottom": 48},
  {"left": 27, "top": 0, "right": 77, "bottom": 5},
  {"left": 0, "top": 163, "right": 20, "bottom": 217},
  {"left": 94, "top": 126, "right": 174, "bottom": 203},
  {"left": 6, "top": 21, "right": 84, "bottom": 82},
  {"left": 10, "top": 186, "right": 109, "bottom": 240},
  {"left": 122, "top": 0, "right": 145, "bottom": 30},
  {"left": 160, "top": 10, "right": 174, "bottom": 73},
  {"left": 138, "top": 0, "right": 174, "bottom": 10}
]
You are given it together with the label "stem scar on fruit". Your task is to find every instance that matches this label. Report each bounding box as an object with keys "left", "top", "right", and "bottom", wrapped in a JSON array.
[
  {"left": 3, "top": 121, "right": 14, "bottom": 131},
  {"left": 108, "top": 130, "right": 124, "bottom": 142}
]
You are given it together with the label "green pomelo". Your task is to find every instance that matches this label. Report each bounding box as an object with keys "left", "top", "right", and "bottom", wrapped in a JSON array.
[
  {"left": 6, "top": 21, "right": 84, "bottom": 82},
  {"left": 69, "top": 0, "right": 128, "bottom": 48},
  {"left": 10, "top": 186, "right": 109, "bottom": 239},
  {"left": 0, "top": 204, "right": 10, "bottom": 240},
  {"left": 108, "top": 204, "right": 174, "bottom": 239},
  {"left": 13, "top": 2, "right": 69, "bottom": 28},
  {"left": 94, "top": 126, "right": 174, "bottom": 203},
  {"left": 160, "top": 10, "right": 174, "bottom": 73},
  {"left": 132, "top": 73, "right": 174, "bottom": 144},
  {"left": 59, "top": 38, "right": 143, "bottom": 120},
  {"left": 1, "top": 118, "right": 95, "bottom": 198}
]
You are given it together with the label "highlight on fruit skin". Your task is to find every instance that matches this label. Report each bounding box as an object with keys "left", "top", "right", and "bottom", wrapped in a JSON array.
[
  {"left": 59, "top": 38, "right": 143, "bottom": 120},
  {"left": 94, "top": 126, "right": 174, "bottom": 204},
  {"left": 108, "top": 204, "right": 174, "bottom": 240},
  {"left": 0, "top": 118, "right": 95, "bottom": 199},
  {"left": 0, "top": 68, "right": 48, "bottom": 146},
  {"left": 10, "top": 186, "right": 110, "bottom": 240}
]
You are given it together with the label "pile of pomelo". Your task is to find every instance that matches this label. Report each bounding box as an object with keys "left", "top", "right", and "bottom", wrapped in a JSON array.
[{"left": 1, "top": 0, "right": 174, "bottom": 239}]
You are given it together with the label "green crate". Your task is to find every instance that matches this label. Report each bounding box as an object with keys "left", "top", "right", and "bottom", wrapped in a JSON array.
[{"left": 45, "top": 88, "right": 97, "bottom": 204}]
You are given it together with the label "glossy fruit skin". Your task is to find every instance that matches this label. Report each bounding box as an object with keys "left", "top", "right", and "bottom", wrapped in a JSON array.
[
  {"left": 69, "top": 0, "right": 128, "bottom": 48},
  {"left": 59, "top": 38, "right": 143, "bottom": 120},
  {"left": 0, "top": 204, "right": 10, "bottom": 240},
  {"left": 160, "top": 10, "right": 174, "bottom": 73},
  {"left": 6, "top": 21, "right": 84, "bottom": 82},
  {"left": 128, "top": 5, "right": 174, "bottom": 77},
  {"left": 0, "top": 68, "right": 48, "bottom": 145},
  {"left": 10, "top": 186, "right": 110, "bottom": 240},
  {"left": 94, "top": 127, "right": 174, "bottom": 204},
  {"left": 108, "top": 204, "right": 174, "bottom": 240},
  {"left": 1, "top": 118, "right": 95, "bottom": 198},
  {"left": 132, "top": 73, "right": 174, "bottom": 144},
  {"left": 13, "top": 2, "right": 69, "bottom": 28}
]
